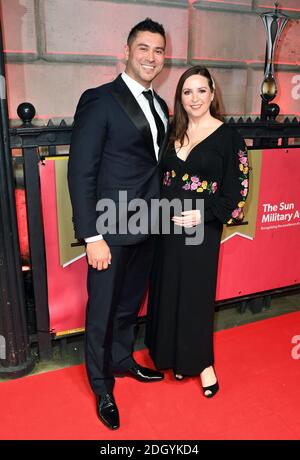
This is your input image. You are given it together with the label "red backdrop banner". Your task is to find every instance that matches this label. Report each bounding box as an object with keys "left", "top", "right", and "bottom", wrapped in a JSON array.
[
  {"left": 40, "top": 159, "right": 87, "bottom": 335},
  {"left": 40, "top": 148, "right": 300, "bottom": 335},
  {"left": 216, "top": 147, "right": 300, "bottom": 299}
]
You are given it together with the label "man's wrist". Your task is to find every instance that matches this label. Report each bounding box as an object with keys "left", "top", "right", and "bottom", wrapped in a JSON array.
[{"left": 85, "top": 235, "right": 103, "bottom": 243}]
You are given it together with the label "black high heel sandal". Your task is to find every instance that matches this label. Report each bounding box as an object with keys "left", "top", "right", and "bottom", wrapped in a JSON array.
[{"left": 202, "top": 380, "right": 219, "bottom": 398}]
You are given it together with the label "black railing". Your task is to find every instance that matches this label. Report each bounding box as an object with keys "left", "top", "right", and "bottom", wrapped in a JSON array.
[
  {"left": 10, "top": 105, "right": 73, "bottom": 362},
  {"left": 6, "top": 102, "right": 300, "bottom": 365}
]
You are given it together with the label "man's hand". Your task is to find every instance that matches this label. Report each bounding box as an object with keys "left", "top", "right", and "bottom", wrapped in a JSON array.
[
  {"left": 86, "top": 239, "right": 112, "bottom": 271},
  {"left": 172, "top": 210, "right": 201, "bottom": 228}
]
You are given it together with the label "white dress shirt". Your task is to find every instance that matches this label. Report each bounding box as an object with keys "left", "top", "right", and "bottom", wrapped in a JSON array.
[
  {"left": 121, "top": 71, "right": 168, "bottom": 159},
  {"left": 85, "top": 72, "right": 168, "bottom": 243}
]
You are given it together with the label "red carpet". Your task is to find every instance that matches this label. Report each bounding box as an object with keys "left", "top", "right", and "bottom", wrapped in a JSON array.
[{"left": 1, "top": 311, "right": 300, "bottom": 440}]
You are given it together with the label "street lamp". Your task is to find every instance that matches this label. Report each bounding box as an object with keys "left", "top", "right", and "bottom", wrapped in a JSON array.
[{"left": 260, "top": 1, "right": 289, "bottom": 120}]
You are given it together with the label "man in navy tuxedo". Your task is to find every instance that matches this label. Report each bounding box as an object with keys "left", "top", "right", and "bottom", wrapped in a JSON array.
[{"left": 68, "top": 18, "right": 169, "bottom": 430}]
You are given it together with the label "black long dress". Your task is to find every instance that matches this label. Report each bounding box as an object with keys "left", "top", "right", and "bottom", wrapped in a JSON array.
[{"left": 145, "top": 124, "right": 248, "bottom": 376}]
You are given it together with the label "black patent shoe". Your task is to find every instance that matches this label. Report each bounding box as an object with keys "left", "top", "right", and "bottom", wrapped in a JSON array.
[
  {"left": 97, "top": 393, "right": 120, "bottom": 430},
  {"left": 202, "top": 380, "right": 219, "bottom": 398},
  {"left": 127, "top": 364, "right": 164, "bottom": 382}
]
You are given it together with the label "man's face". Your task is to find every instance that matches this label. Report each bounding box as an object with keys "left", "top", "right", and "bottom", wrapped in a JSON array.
[{"left": 125, "top": 31, "right": 165, "bottom": 88}]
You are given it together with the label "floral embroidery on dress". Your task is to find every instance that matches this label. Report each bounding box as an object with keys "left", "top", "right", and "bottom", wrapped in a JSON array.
[
  {"left": 227, "top": 149, "right": 248, "bottom": 224},
  {"left": 163, "top": 170, "right": 176, "bottom": 186},
  {"left": 181, "top": 174, "right": 218, "bottom": 194}
]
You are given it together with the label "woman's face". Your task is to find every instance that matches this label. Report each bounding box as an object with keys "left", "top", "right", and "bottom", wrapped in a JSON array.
[{"left": 181, "top": 74, "right": 214, "bottom": 119}]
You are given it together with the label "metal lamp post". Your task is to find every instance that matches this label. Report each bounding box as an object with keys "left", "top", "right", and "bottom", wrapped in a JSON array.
[
  {"left": 260, "top": 1, "right": 289, "bottom": 120},
  {"left": 0, "top": 18, "right": 35, "bottom": 377}
]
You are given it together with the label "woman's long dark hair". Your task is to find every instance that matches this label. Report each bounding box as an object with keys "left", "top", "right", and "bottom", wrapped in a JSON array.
[{"left": 170, "top": 66, "right": 222, "bottom": 148}]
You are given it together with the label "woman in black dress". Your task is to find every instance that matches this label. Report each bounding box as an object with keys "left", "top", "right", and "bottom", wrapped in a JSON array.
[{"left": 146, "top": 66, "right": 248, "bottom": 397}]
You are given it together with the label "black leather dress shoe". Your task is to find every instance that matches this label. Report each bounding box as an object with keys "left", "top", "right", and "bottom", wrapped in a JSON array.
[
  {"left": 127, "top": 364, "right": 164, "bottom": 382},
  {"left": 97, "top": 393, "right": 120, "bottom": 430}
]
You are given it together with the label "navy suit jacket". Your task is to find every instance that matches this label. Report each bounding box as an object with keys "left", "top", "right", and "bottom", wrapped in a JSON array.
[{"left": 68, "top": 74, "right": 169, "bottom": 245}]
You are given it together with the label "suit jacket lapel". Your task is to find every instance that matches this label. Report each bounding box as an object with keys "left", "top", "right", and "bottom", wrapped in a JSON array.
[
  {"left": 154, "top": 91, "right": 170, "bottom": 164},
  {"left": 158, "top": 123, "right": 170, "bottom": 164},
  {"left": 154, "top": 90, "right": 169, "bottom": 121},
  {"left": 111, "top": 75, "right": 155, "bottom": 158}
]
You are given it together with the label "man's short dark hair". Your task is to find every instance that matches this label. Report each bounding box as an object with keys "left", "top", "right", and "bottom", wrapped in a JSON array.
[{"left": 127, "top": 18, "right": 166, "bottom": 47}]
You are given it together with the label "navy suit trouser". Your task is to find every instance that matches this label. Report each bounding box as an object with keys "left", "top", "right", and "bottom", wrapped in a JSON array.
[{"left": 85, "top": 238, "right": 154, "bottom": 396}]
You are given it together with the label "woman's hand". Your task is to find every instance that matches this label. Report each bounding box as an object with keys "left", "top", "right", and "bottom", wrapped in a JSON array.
[{"left": 172, "top": 210, "right": 201, "bottom": 228}]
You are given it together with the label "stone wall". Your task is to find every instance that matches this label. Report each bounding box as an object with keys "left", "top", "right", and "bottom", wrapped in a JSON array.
[{"left": 1, "top": 0, "right": 299, "bottom": 123}]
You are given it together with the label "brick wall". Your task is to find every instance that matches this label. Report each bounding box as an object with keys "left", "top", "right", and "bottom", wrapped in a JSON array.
[{"left": 1, "top": 0, "right": 299, "bottom": 123}]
